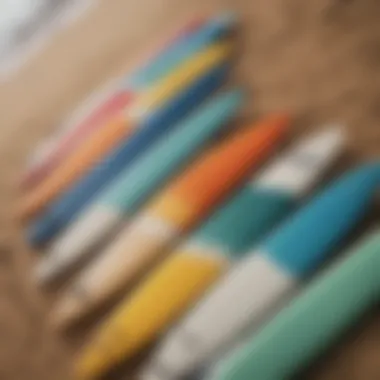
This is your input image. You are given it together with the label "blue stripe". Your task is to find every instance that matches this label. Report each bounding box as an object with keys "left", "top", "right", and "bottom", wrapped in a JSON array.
[
  {"left": 28, "top": 64, "right": 229, "bottom": 247},
  {"left": 263, "top": 164, "right": 380, "bottom": 276},
  {"left": 126, "top": 13, "right": 234, "bottom": 88}
]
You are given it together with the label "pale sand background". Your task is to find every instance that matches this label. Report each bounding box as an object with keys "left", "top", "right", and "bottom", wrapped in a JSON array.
[{"left": 1, "top": 0, "right": 380, "bottom": 379}]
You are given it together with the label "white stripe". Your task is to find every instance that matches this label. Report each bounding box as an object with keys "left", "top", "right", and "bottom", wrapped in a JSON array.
[
  {"left": 123, "top": 101, "right": 150, "bottom": 122},
  {"left": 142, "top": 253, "right": 297, "bottom": 379},
  {"left": 36, "top": 205, "right": 121, "bottom": 284},
  {"left": 183, "top": 239, "right": 231, "bottom": 262},
  {"left": 76, "top": 212, "right": 179, "bottom": 294},
  {"left": 253, "top": 125, "right": 345, "bottom": 197},
  {"left": 130, "top": 213, "right": 179, "bottom": 240}
]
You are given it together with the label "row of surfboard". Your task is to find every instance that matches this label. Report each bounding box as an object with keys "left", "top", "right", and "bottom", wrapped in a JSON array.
[{"left": 19, "top": 11, "right": 380, "bottom": 380}]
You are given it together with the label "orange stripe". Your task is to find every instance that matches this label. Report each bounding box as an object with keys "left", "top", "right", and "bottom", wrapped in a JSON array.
[
  {"left": 151, "top": 114, "right": 291, "bottom": 227},
  {"left": 18, "top": 116, "right": 131, "bottom": 220},
  {"left": 18, "top": 42, "right": 231, "bottom": 221}
]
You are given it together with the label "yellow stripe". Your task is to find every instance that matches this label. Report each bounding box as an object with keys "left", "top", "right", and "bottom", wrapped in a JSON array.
[
  {"left": 76, "top": 250, "right": 228, "bottom": 379},
  {"left": 129, "top": 41, "right": 232, "bottom": 116},
  {"left": 148, "top": 193, "right": 197, "bottom": 227}
]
